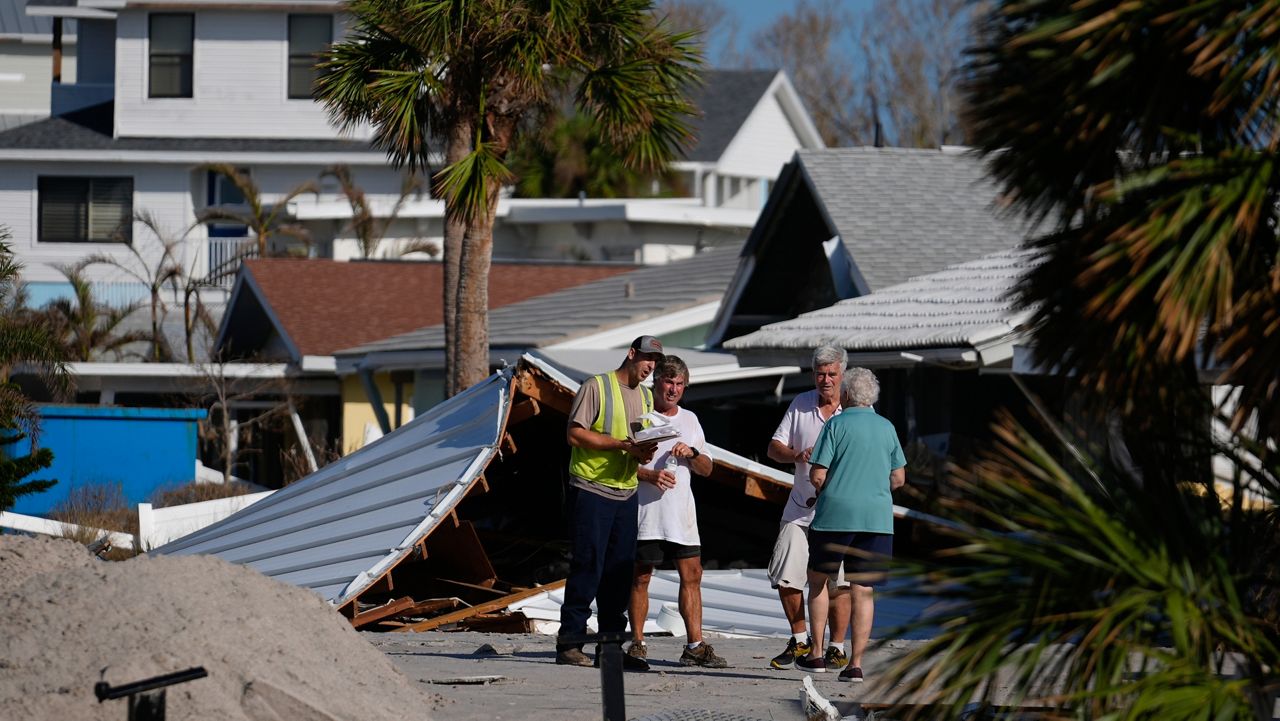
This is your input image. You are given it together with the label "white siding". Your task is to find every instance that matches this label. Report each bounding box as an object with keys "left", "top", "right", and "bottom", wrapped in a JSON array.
[
  {"left": 0, "top": 43, "right": 77, "bottom": 113},
  {"left": 716, "top": 89, "right": 803, "bottom": 180},
  {"left": 113, "top": 9, "right": 366, "bottom": 140}
]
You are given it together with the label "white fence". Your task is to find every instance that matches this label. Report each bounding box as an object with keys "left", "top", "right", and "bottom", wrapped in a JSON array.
[
  {"left": 0, "top": 490, "right": 274, "bottom": 552},
  {"left": 137, "top": 491, "right": 274, "bottom": 550}
]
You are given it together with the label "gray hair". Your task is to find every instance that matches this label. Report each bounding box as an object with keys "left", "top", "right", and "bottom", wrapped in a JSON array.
[
  {"left": 811, "top": 345, "right": 848, "bottom": 370},
  {"left": 843, "top": 367, "right": 880, "bottom": 407}
]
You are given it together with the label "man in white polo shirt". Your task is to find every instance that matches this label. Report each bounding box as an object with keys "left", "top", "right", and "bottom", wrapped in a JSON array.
[{"left": 765, "top": 345, "right": 851, "bottom": 670}]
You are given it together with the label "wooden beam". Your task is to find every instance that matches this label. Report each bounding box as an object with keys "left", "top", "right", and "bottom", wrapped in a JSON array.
[
  {"left": 516, "top": 371, "right": 573, "bottom": 414},
  {"left": 507, "top": 398, "right": 541, "bottom": 425},
  {"left": 367, "top": 573, "right": 394, "bottom": 595},
  {"left": 500, "top": 432, "right": 518, "bottom": 455},
  {"left": 395, "top": 579, "right": 567, "bottom": 633},
  {"left": 351, "top": 596, "right": 416, "bottom": 628}
]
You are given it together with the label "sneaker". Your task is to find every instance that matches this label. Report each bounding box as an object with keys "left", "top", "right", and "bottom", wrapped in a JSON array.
[
  {"left": 769, "top": 636, "right": 813, "bottom": 670},
  {"left": 625, "top": 641, "right": 648, "bottom": 660},
  {"left": 839, "top": 665, "right": 864, "bottom": 683},
  {"left": 556, "top": 647, "right": 592, "bottom": 667},
  {"left": 824, "top": 646, "right": 848, "bottom": 670},
  {"left": 795, "top": 654, "right": 826, "bottom": 673},
  {"left": 679, "top": 643, "right": 728, "bottom": 668},
  {"left": 594, "top": 645, "right": 650, "bottom": 672}
]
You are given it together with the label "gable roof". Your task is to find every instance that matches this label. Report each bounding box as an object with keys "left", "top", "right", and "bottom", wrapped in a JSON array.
[
  {"left": 797, "top": 147, "right": 1034, "bottom": 291},
  {"left": 339, "top": 243, "right": 742, "bottom": 360},
  {"left": 725, "top": 247, "right": 1042, "bottom": 367},
  {"left": 684, "top": 69, "right": 783, "bottom": 163},
  {"left": 708, "top": 146, "right": 1042, "bottom": 346},
  {"left": 217, "top": 258, "right": 634, "bottom": 361}
]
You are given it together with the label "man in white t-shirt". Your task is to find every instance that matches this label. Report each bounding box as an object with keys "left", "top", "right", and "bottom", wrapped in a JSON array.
[
  {"left": 626, "top": 355, "right": 727, "bottom": 668},
  {"left": 765, "top": 345, "right": 852, "bottom": 671}
]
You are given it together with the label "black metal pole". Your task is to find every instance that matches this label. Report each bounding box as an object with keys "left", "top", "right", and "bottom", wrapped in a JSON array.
[{"left": 94, "top": 667, "right": 208, "bottom": 702}]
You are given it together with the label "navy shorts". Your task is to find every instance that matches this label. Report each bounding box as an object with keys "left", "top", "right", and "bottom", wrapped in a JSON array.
[
  {"left": 635, "top": 539, "right": 700, "bottom": 566},
  {"left": 807, "top": 531, "right": 892, "bottom": 587}
]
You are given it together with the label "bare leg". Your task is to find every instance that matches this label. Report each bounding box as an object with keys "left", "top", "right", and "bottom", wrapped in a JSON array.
[
  {"left": 630, "top": 563, "right": 654, "bottom": 644},
  {"left": 828, "top": 586, "right": 851, "bottom": 647},
  {"left": 778, "top": 586, "right": 807, "bottom": 635},
  {"left": 849, "top": 584, "right": 875, "bottom": 668},
  {"left": 804, "top": 570, "right": 831, "bottom": 660},
  {"left": 674, "top": 556, "right": 704, "bottom": 644}
]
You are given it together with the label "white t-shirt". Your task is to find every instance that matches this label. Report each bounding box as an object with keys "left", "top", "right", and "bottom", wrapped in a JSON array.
[
  {"left": 637, "top": 407, "right": 711, "bottom": 546},
  {"left": 772, "top": 389, "right": 842, "bottom": 527}
]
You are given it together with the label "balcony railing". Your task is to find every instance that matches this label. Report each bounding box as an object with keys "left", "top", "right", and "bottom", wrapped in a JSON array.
[{"left": 204, "top": 237, "right": 259, "bottom": 288}]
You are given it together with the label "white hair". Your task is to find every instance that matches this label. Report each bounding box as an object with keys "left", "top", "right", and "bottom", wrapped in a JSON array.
[
  {"left": 811, "top": 345, "right": 848, "bottom": 370},
  {"left": 843, "top": 367, "right": 880, "bottom": 407}
]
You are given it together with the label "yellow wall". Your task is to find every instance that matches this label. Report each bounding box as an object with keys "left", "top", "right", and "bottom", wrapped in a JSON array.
[{"left": 340, "top": 374, "right": 415, "bottom": 454}]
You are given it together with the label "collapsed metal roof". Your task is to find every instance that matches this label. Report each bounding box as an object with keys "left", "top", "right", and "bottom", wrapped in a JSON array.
[{"left": 154, "top": 368, "right": 514, "bottom": 608}]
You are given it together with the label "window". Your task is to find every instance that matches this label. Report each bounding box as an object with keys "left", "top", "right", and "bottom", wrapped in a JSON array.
[
  {"left": 149, "top": 13, "right": 194, "bottom": 98},
  {"left": 38, "top": 177, "right": 133, "bottom": 243},
  {"left": 206, "top": 169, "right": 249, "bottom": 238},
  {"left": 288, "top": 14, "right": 332, "bottom": 99}
]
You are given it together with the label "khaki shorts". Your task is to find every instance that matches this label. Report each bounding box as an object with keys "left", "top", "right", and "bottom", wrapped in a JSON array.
[{"left": 767, "top": 521, "right": 848, "bottom": 590}]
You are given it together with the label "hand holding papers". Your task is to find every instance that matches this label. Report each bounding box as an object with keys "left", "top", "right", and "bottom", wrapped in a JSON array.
[{"left": 632, "top": 410, "right": 682, "bottom": 444}]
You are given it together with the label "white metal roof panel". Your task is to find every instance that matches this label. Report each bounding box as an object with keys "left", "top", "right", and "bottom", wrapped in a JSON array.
[{"left": 154, "top": 368, "right": 514, "bottom": 607}]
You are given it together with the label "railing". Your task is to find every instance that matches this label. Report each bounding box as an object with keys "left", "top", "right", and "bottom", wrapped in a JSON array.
[{"left": 204, "top": 237, "right": 259, "bottom": 288}]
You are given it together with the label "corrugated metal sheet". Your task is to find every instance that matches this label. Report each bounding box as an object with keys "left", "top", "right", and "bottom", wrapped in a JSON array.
[
  {"left": 508, "top": 569, "right": 936, "bottom": 640},
  {"left": 726, "top": 248, "right": 1042, "bottom": 353},
  {"left": 155, "top": 368, "right": 514, "bottom": 607}
]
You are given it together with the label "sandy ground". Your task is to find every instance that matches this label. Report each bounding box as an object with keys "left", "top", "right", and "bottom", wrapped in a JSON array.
[{"left": 367, "top": 630, "right": 925, "bottom": 721}]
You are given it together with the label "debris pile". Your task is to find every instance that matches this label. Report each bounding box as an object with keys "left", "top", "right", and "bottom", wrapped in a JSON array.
[{"left": 0, "top": 535, "right": 433, "bottom": 720}]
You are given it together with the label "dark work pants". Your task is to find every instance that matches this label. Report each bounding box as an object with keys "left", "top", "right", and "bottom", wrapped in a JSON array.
[{"left": 557, "top": 486, "right": 639, "bottom": 651}]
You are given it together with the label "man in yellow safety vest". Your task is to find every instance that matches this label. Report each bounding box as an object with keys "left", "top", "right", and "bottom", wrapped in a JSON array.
[{"left": 556, "top": 335, "right": 663, "bottom": 671}]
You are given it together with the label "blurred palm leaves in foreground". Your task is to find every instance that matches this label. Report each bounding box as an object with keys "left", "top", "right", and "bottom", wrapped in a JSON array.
[{"left": 877, "top": 0, "right": 1280, "bottom": 717}]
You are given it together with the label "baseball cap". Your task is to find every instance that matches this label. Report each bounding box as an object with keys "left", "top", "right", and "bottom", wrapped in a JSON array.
[{"left": 630, "top": 335, "right": 664, "bottom": 354}]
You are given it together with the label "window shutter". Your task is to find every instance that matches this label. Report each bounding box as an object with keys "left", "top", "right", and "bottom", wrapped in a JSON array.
[
  {"left": 39, "top": 177, "right": 88, "bottom": 242},
  {"left": 88, "top": 178, "right": 132, "bottom": 241}
]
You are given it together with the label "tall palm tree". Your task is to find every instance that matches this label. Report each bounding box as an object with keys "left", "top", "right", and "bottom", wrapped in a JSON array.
[{"left": 316, "top": 0, "right": 701, "bottom": 395}]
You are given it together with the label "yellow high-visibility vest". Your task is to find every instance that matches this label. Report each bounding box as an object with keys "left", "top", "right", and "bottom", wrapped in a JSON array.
[{"left": 569, "top": 372, "right": 653, "bottom": 490}]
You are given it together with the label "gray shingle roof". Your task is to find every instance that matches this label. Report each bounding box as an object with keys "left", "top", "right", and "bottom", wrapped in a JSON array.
[
  {"left": 725, "top": 247, "right": 1042, "bottom": 353},
  {"left": 684, "top": 69, "right": 779, "bottom": 163},
  {"left": 798, "top": 147, "right": 1037, "bottom": 291},
  {"left": 0, "top": 103, "right": 381, "bottom": 153},
  {"left": 341, "top": 243, "right": 742, "bottom": 355}
]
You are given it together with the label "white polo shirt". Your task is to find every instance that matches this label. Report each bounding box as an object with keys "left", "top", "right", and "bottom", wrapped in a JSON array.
[{"left": 771, "top": 389, "right": 841, "bottom": 527}]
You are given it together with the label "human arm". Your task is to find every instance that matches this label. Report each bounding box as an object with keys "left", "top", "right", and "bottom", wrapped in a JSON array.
[
  {"left": 890, "top": 466, "right": 906, "bottom": 491},
  {"left": 671, "top": 441, "right": 713, "bottom": 477},
  {"left": 638, "top": 464, "right": 677, "bottom": 490},
  {"left": 810, "top": 465, "right": 828, "bottom": 495},
  {"left": 767, "top": 439, "right": 812, "bottom": 465},
  {"left": 566, "top": 424, "right": 657, "bottom": 462}
]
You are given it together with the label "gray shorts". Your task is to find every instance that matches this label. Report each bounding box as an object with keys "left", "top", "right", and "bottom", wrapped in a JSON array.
[{"left": 767, "top": 521, "right": 848, "bottom": 590}]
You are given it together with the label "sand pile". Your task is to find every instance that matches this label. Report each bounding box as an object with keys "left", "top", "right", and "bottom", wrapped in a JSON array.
[{"left": 0, "top": 535, "right": 434, "bottom": 720}]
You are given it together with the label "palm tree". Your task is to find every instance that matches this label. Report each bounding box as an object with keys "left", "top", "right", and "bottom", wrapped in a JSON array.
[
  {"left": 322, "top": 165, "right": 429, "bottom": 259},
  {"left": 0, "top": 226, "right": 72, "bottom": 443},
  {"left": 871, "top": 2, "right": 1280, "bottom": 717},
  {"left": 42, "top": 263, "right": 150, "bottom": 362},
  {"left": 197, "top": 164, "right": 320, "bottom": 273},
  {"left": 80, "top": 212, "right": 187, "bottom": 362},
  {"left": 316, "top": 0, "right": 701, "bottom": 395}
]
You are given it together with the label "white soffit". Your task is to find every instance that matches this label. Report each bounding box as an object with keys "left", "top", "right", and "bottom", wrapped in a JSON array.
[{"left": 154, "top": 368, "right": 514, "bottom": 608}]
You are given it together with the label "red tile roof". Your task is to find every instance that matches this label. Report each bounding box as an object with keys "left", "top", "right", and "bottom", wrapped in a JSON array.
[{"left": 242, "top": 258, "right": 634, "bottom": 357}]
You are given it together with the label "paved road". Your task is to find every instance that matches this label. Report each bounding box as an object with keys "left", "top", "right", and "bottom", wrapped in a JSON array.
[{"left": 368, "top": 631, "right": 924, "bottom": 721}]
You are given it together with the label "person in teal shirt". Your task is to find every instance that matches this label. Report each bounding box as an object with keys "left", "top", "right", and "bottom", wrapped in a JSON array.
[{"left": 793, "top": 368, "right": 905, "bottom": 682}]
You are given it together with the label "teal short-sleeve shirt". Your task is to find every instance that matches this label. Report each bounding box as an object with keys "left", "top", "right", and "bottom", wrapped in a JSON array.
[{"left": 809, "top": 407, "right": 905, "bottom": 534}]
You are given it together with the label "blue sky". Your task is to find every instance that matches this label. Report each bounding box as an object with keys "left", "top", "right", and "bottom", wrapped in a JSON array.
[{"left": 705, "top": 0, "right": 867, "bottom": 67}]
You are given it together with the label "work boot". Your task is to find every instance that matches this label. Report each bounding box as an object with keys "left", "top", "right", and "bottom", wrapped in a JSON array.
[
  {"left": 769, "top": 636, "right": 812, "bottom": 670},
  {"left": 625, "top": 641, "right": 648, "bottom": 660},
  {"left": 679, "top": 643, "right": 728, "bottom": 668},
  {"left": 555, "top": 647, "right": 592, "bottom": 667},
  {"left": 823, "top": 646, "right": 848, "bottom": 670},
  {"left": 594, "top": 645, "right": 650, "bottom": 672}
]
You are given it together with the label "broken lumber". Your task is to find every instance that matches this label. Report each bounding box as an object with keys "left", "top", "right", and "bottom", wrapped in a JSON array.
[
  {"left": 351, "top": 596, "right": 416, "bottom": 628},
  {"left": 394, "top": 579, "right": 567, "bottom": 633}
]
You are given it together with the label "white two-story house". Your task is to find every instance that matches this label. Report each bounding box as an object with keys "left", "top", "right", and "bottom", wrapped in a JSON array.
[{"left": 0, "top": 0, "right": 823, "bottom": 309}]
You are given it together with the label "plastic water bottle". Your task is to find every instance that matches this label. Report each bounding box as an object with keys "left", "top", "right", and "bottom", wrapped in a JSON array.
[{"left": 664, "top": 454, "right": 679, "bottom": 486}]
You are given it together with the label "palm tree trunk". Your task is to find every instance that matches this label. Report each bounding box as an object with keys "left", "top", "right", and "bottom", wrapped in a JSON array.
[
  {"left": 442, "top": 122, "right": 471, "bottom": 397},
  {"left": 453, "top": 176, "right": 502, "bottom": 393}
]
